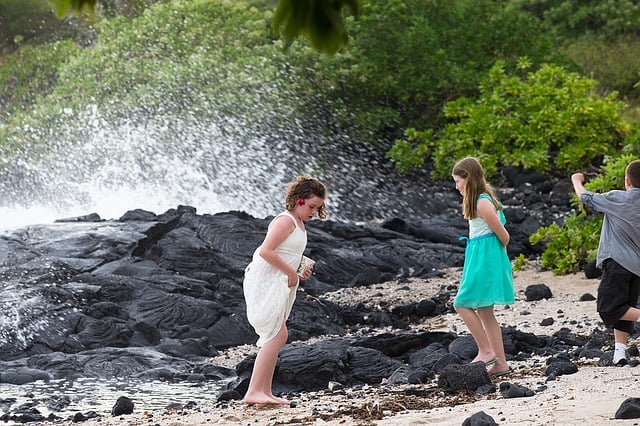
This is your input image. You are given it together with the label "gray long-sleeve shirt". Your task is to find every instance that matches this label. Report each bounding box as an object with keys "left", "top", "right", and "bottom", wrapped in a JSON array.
[{"left": 581, "top": 187, "right": 640, "bottom": 277}]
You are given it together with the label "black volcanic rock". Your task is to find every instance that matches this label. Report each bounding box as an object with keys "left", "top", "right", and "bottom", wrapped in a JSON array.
[
  {"left": 0, "top": 206, "right": 471, "bottom": 383},
  {"left": 0, "top": 197, "right": 610, "bottom": 411}
]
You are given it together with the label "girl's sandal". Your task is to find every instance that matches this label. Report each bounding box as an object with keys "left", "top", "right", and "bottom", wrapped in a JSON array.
[
  {"left": 484, "top": 357, "right": 499, "bottom": 367},
  {"left": 489, "top": 368, "right": 513, "bottom": 379}
]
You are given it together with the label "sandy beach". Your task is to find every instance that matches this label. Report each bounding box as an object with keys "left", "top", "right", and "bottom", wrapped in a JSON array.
[{"left": 46, "top": 264, "right": 640, "bottom": 426}]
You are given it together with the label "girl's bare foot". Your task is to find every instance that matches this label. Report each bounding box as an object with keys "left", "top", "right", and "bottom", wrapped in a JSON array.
[
  {"left": 268, "top": 395, "right": 289, "bottom": 405},
  {"left": 243, "top": 392, "right": 285, "bottom": 406},
  {"left": 243, "top": 391, "right": 291, "bottom": 407}
]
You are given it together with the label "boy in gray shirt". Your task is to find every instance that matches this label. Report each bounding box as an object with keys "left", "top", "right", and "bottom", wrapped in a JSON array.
[{"left": 571, "top": 159, "right": 640, "bottom": 365}]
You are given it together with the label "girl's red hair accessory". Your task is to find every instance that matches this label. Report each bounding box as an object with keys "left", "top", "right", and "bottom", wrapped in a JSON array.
[{"left": 296, "top": 198, "right": 305, "bottom": 206}]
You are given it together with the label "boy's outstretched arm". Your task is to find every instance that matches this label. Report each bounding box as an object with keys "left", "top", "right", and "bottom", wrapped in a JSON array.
[{"left": 571, "top": 172, "right": 587, "bottom": 198}]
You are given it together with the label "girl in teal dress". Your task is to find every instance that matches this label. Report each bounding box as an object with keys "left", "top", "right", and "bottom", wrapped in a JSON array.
[{"left": 452, "top": 157, "right": 515, "bottom": 378}]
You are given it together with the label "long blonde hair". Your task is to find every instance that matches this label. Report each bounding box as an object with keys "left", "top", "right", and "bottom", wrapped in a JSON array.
[{"left": 452, "top": 157, "right": 501, "bottom": 219}]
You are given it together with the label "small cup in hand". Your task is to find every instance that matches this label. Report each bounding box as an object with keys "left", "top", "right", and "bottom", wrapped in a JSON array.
[{"left": 297, "top": 256, "right": 315, "bottom": 274}]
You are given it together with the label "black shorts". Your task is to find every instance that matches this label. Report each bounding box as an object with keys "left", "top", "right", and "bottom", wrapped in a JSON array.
[{"left": 597, "top": 258, "right": 640, "bottom": 334}]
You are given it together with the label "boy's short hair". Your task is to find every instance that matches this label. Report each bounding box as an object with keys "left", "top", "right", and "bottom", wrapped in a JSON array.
[{"left": 627, "top": 160, "right": 640, "bottom": 188}]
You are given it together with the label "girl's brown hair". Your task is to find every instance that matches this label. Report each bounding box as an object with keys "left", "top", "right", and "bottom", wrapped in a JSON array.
[
  {"left": 285, "top": 176, "right": 328, "bottom": 219},
  {"left": 452, "top": 157, "right": 501, "bottom": 219}
]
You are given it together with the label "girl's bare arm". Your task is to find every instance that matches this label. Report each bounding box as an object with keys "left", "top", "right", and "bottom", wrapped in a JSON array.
[{"left": 477, "top": 197, "right": 510, "bottom": 248}]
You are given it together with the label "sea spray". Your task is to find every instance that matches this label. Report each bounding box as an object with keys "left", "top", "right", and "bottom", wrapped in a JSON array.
[
  {"left": 0, "top": 103, "right": 331, "bottom": 224},
  {"left": 0, "top": 280, "right": 53, "bottom": 350}
]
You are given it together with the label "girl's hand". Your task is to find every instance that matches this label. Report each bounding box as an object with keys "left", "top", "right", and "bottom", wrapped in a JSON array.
[
  {"left": 298, "top": 266, "right": 313, "bottom": 281},
  {"left": 477, "top": 197, "right": 510, "bottom": 247},
  {"left": 287, "top": 273, "right": 300, "bottom": 287}
]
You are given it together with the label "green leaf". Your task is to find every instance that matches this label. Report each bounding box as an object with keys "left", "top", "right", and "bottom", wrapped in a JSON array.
[
  {"left": 49, "top": 0, "right": 95, "bottom": 17},
  {"left": 272, "top": 0, "right": 361, "bottom": 55}
]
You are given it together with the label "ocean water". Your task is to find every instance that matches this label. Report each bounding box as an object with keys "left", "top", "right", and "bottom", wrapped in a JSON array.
[
  {"left": 0, "top": 218, "right": 233, "bottom": 425},
  {"left": 0, "top": 377, "right": 227, "bottom": 425}
]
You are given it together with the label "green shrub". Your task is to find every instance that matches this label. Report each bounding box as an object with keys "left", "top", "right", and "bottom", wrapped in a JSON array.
[
  {"left": 0, "top": 0, "right": 301, "bottom": 158},
  {"left": 529, "top": 213, "right": 601, "bottom": 274},
  {"left": 0, "top": 0, "right": 89, "bottom": 46},
  {"left": 563, "top": 36, "right": 640, "bottom": 102},
  {"left": 0, "top": 40, "right": 77, "bottom": 115},
  {"left": 388, "top": 60, "right": 631, "bottom": 179},
  {"left": 529, "top": 152, "right": 637, "bottom": 274},
  {"left": 269, "top": 0, "right": 566, "bottom": 144},
  {"left": 1, "top": 0, "right": 573, "bottom": 157},
  {"left": 512, "top": 253, "right": 529, "bottom": 271},
  {"left": 343, "top": 0, "right": 563, "bottom": 131},
  {"left": 2, "top": 0, "right": 294, "bottom": 129},
  {"left": 513, "top": 0, "right": 640, "bottom": 41}
]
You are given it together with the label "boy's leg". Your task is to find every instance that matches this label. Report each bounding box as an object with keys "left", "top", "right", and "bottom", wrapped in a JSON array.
[
  {"left": 619, "top": 307, "right": 640, "bottom": 322},
  {"left": 597, "top": 259, "right": 639, "bottom": 325},
  {"left": 613, "top": 328, "right": 630, "bottom": 364},
  {"left": 597, "top": 261, "right": 640, "bottom": 365},
  {"left": 614, "top": 279, "right": 640, "bottom": 364},
  {"left": 615, "top": 271, "right": 640, "bottom": 330}
]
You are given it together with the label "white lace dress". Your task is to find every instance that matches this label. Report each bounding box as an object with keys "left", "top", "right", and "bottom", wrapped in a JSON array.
[{"left": 243, "top": 211, "right": 306, "bottom": 347}]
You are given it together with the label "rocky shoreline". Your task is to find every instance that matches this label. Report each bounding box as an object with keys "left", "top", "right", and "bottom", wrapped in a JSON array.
[
  {"left": 36, "top": 264, "right": 640, "bottom": 426},
  {"left": 0, "top": 168, "right": 632, "bottom": 425}
]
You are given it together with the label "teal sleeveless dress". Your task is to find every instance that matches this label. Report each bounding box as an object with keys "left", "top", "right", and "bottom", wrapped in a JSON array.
[{"left": 453, "top": 194, "right": 515, "bottom": 308}]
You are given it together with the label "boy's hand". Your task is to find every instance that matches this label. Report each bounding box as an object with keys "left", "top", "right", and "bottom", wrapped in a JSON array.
[
  {"left": 571, "top": 172, "right": 585, "bottom": 184},
  {"left": 571, "top": 172, "right": 587, "bottom": 198}
]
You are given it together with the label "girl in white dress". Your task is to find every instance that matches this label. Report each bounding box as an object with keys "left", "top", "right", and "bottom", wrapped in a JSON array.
[{"left": 242, "top": 176, "right": 328, "bottom": 406}]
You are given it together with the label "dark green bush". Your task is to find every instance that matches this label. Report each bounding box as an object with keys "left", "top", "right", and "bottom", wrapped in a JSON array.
[
  {"left": 563, "top": 36, "right": 640, "bottom": 102},
  {"left": 0, "top": 40, "right": 77, "bottom": 115},
  {"left": 338, "top": 0, "right": 564, "bottom": 131},
  {"left": 513, "top": 0, "right": 640, "bottom": 41}
]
